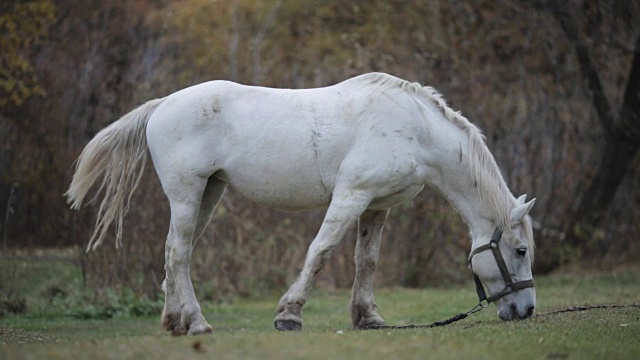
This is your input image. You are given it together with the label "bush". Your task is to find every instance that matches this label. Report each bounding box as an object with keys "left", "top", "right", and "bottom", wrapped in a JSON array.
[{"left": 50, "top": 288, "right": 164, "bottom": 319}]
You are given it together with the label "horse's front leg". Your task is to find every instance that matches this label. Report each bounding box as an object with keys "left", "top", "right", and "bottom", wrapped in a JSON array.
[
  {"left": 350, "top": 209, "right": 389, "bottom": 329},
  {"left": 274, "top": 190, "right": 370, "bottom": 331}
]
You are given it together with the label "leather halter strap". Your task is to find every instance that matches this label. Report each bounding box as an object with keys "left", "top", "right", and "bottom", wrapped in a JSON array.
[{"left": 469, "top": 227, "right": 535, "bottom": 304}]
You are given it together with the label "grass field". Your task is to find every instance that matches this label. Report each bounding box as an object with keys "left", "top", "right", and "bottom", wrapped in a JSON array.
[{"left": 1, "top": 257, "right": 639, "bottom": 359}]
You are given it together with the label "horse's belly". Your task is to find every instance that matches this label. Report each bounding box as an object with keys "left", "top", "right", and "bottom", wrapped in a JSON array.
[{"left": 216, "top": 160, "right": 332, "bottom": 211}]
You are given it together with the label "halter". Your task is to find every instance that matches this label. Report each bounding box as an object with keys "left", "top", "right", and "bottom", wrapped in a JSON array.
[{"left": 468, "top": 227, "right": 535, "bottom": 305}]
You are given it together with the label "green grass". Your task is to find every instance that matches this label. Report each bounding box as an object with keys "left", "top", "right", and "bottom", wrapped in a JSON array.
[{"left": 1, "top": 263, "right": 639, "bottom": 359}]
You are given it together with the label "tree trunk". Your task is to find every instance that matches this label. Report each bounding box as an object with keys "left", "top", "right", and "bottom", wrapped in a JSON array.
[{"left": 556, "top": 10, "right": 640, "bottom": 244}]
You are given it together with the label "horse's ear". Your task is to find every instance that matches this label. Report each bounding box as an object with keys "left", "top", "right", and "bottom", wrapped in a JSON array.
[
  {"left": 516, "top": 194, "right": 527, "bottom": 206},
  {"left": 511, "top": 198, "right": 536, "bottom": 225}
]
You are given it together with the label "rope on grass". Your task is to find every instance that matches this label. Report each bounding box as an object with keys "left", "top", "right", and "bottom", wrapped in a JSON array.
[
  {"left": 362, "top": 303, "right": 640, "bottom": 331},
  {"left": 365, "top": 312, "right": 470, "bottom": 330},
  {"left": 535, "top": 303, "right": 640, "bottom": 317}
]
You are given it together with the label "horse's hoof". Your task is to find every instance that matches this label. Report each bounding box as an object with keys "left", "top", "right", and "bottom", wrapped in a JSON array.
[
  {"left": 355, "top": 315, "right": 385, "bottom": 330},
  {"left": 188, "top": 323, "right": 213, "bottom": 336},
  {"left": 275, "top": 319, "right": 302, "bottom": 332},
  {"left": 171, "top": 326, "right": 188, "bottom": 336},
  {"left": 356, "top": 321, "right": 385, "bottom": 330}
]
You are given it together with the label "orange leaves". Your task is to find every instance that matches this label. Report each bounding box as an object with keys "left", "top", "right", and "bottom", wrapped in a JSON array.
[{"left": 0, "top": 0, "right": 55, "bottom": 108}]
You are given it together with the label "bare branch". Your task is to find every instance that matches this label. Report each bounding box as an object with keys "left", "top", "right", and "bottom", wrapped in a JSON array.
[
  {"left": 549, "top": 1, "right": 616, "bottom": 138},
  {"left": 618, "top": 34, "right": 640, "bottom": 141}
]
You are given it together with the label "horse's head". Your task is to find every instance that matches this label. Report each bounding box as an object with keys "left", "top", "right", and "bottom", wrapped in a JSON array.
[{"left": 470, "top": 195, "right": 536, "bottom": 321}]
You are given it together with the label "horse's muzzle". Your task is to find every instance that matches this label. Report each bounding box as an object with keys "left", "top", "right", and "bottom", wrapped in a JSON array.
[{"left": 499, "top": 304, "right": 535, "bottom": 321}]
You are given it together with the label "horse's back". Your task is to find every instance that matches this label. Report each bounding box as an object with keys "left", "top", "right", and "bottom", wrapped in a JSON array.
[
  {"left": 146, "top": 75, "right": 431, "bottom": 210},
  {"left": 146, "top": 80, "right": 355, "bottom": 209}
]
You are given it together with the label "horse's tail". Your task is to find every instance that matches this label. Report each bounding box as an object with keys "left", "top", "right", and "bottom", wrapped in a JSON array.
[{"left": 66, "top": 97, "right": 167, "bottom": 251}]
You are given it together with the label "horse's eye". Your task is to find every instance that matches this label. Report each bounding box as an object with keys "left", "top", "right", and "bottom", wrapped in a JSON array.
[{"left": 516, "top": 248, "right": 527, "bottom": 257}]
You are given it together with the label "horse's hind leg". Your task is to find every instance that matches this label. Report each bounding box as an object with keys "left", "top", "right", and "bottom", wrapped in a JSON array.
[
  {"left": 192, "top": 178, "right": 227, "bottom": 247},
  {"left": 162, "top": 177, "right": 226, "bottom": 334},
  {"left": 274, "top": 189, "right": 371, "bottom": 331},
  {"left": 159, "top": 173, "right": 224, "bottom": 336},
  {"left": 350, "top": 209, "right": 389, "bottom": 329}
]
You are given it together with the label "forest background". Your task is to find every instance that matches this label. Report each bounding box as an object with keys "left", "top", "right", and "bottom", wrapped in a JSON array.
[{"left": 1, "top": 0, "right": 639, "bottom": 302}]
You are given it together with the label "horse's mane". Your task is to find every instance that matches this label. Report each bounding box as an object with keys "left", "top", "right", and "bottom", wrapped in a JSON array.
[{"left": 359, "top": 73, "right": 534, "bottom": 251}]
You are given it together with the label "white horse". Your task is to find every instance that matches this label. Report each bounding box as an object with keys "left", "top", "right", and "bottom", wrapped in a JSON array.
[{"left": 67, "top": 72, "right": 536, "bottom": 335}]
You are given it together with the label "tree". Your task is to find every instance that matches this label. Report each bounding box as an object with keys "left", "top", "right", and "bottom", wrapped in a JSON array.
[
  {"left": 0, "top": 0, "right": 55, "bottom": 108},
  {"left": 539, "top": 1, "right": 640, "bottom": 246},
  {"left": 0, "top": 0, "right": 55, "bottom": 246}
]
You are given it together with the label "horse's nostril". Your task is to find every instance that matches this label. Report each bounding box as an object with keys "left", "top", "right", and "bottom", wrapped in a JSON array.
[
  {"left": 525, "top": 306, "right": 534, "bottom": 318},
  {"left": 510, "top": 304, "right": 517, "bottom": 317}
]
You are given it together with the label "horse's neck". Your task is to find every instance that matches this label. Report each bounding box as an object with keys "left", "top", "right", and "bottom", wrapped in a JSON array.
[
  {"left": 439, "top": 175, "right": 496, "bottom": 246},
  {"left": 405, "top": 86, "right": 514, "bottom": 247},
  {"left": 424, "top": 131, "right": 502, "bottom": 247}
]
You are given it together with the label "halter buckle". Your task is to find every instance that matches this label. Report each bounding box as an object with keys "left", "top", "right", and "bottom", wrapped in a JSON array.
[{"left": 479, "top": 299, "right": 489, "bottom": 308}]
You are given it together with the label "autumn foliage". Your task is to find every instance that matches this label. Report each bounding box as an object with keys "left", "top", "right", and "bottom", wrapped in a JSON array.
[{"left": 1, "top": 0, "right": 638, "bottom": 299}]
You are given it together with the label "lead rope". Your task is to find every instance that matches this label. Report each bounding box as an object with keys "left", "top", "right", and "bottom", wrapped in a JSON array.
[
  {"left": 362, "top": 303, "right": 640, "bottom": 331},
  {"left": 365, "top": 301, "right": 487, "bottom": 330},
  {"left": 535, "top": 303, "right": 640, "bottom": 317},
  {"left": 363, "top": 227, "right": 639, "bottom": 331}
]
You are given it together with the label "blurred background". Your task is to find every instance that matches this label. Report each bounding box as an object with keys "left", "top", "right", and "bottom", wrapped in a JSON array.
[{"left": 1, "top": 0, "right": 639, "bottom": 307}]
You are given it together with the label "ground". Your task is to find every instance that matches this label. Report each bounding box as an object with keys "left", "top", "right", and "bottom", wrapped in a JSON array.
[{"left": 0, "top": 254, "right": 639, "bottom": 359}]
